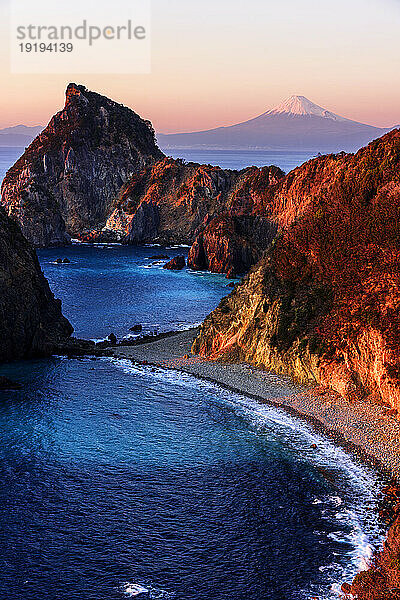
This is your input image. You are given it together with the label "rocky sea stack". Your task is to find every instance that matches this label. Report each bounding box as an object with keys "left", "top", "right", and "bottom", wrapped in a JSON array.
[
  {"left": 95, "top": 159, "right": 285, "bottom": 273},
  {"left": 0, "top": 207, "right": 73, "bottom": 360},
  {"left": 0, "top": 83, "right": 163, "bottom": 247}
]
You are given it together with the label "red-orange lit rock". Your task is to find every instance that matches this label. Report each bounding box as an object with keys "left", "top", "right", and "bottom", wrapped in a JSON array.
[
  {"left": 1, "top": 84, "right": 163, "bottom": 247},
  {"left": 192, "top": 129, "right": 400, "bottom": 412}
]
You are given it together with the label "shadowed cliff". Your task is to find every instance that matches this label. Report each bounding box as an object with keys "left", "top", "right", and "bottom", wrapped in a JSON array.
[{"left": 0, "top": 207, "right": 73, "bottom": 360}]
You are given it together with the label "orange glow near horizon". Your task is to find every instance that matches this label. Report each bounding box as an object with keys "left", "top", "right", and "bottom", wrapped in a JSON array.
[{"left": 0, "top": 0, "right": 399, "bottom": 132}]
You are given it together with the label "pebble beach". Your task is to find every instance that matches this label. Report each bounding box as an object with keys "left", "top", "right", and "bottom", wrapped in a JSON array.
[{"left": 112, "top": 328, "right": 400, "bottom": 479}]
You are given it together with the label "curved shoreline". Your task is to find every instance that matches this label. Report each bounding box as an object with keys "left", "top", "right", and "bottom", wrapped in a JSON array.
[{"left": 110, "top": 328, "right": 400, "bottom": 481}]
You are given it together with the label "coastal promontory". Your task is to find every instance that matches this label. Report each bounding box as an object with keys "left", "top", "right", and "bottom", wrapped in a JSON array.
[
  {"left": 0, "top": 207, "right": 73, "bottom": 360},
  {"left": 193, "top": 129, "right": 400, "bottom": 411},
  {"left": 0, "top": 83, "right": 163, "bottom": 247}
]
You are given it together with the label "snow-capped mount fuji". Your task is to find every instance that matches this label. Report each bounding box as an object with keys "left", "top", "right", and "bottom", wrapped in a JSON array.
[
  {"left": 158, "top": 95, "right": 394, "bottom": 154},
  {"left": 265, "top": 95, "right": 349, "bottom": 121}
]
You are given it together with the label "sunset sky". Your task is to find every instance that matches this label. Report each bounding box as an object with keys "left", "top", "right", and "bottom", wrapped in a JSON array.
[{"left": 0, "top": 0, "right": 399, "bottom": 132}]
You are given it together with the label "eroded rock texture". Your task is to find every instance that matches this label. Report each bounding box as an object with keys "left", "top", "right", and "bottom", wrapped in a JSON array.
[
  {"left": 193, "top": 129, "right": 400, "bottom": 410},
  {"left": 0, "top": 208, "right": 73, "bottom": 360},
  {"left": 104, "top": 159, "right": 284, "bottom": 273},
  {"left": 1, "top": 84, "right": 285, "bottom": 275},
  {"left": 1, "top": 83, "right": 163, "bottom": 246}
]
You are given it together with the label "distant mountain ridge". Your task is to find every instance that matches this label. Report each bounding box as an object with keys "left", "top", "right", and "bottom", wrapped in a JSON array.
[
  {"left": 0, "top": 125, "right": 43, "bottom": 147},
  {"left": 157, "top": 95, "right": 395, "bottom": 153},
  {"left": 4, "top": 96, "right": 397, "bottom": 154}
]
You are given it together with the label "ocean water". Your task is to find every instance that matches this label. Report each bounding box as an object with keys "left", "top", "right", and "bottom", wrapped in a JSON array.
[
  {"left": 0, "top": 147, "right": 24, "bottom": 183},
  {"left": 0, "top": 357, "right": 384, "bottom": 600},
  {"left": 0, "top": 147, "right": 313, "bottom": 185},
  {"left": 0, "top": 145, "right": 384, "bottom": 600},
  {"left": 37, "top": 244, "right": 229, "bottom": 341},
  {"left": 160, "top": 148, "right": 315, "bottom": 173}
]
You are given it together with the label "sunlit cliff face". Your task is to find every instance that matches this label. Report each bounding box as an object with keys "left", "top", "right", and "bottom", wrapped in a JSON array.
[{"left": 193, "top": 129, "right": 400, "bottom": 410}]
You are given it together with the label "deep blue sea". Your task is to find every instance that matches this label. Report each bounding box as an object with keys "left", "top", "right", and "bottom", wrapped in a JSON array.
[
  {"left": 0, "top": 147, "right": 384, "bottom": 600},
  {"left": 159, "top": 148, "right": 315, "bottom": 174},
  {"left": 37, "top": 244, "right": 229, "bottom": 341}
]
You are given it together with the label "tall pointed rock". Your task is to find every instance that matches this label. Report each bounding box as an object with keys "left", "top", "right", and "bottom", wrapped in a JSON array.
[{"left": 1, "top": 84, "right": 164, "bottom": 247}]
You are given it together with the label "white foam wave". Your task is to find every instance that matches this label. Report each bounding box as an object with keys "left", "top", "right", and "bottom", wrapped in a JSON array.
[
  {"left": 121, "top": 582, "right": 174, "bottom": 599},
  {"left": 104, "top": 357, "right": 384, "bottom": 600},
  {"left": 123, "top": 583, "right": 149, "bottom": 597}
]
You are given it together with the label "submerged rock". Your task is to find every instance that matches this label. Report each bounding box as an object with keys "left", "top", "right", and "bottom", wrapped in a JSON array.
[
  {"left": 0, "top": 376, "right": 22, "bottom": 390},
  {"left": 163, "top": 256, "right": 186, "bottom": 270},
  {"left": 55, "top": 257, "right": 70, "bottom": 264},
  {"left": 129, "top": 324, "right": 143, "bottom": 332}
]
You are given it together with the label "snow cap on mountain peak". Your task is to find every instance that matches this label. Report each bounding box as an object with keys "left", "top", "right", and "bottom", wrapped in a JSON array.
[{"left": 266, "top": 95, "right": 348, "bottom": 122}]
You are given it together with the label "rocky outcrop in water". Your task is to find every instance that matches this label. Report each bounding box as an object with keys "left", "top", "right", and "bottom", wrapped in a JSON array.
[
  {"left": 193, "top": 129, "right": 400, "bottom": 411},
  {"left": 0, "top": 83, "right": 163, "bottom": 247},
  {"left": 1, "top": 85, "right": 285, "bottom": 275},
  {"left": 187, "top": 213, "right": 277, "bottom": 275},
  {"left": 103, "top": 159, "right": 284, "bottom": 273},
  {"left": 0, "top": 207, "right": 73, "bottom": 360},
  {"left": 163, "top": 255, "right": 186, "bottom": 270}
]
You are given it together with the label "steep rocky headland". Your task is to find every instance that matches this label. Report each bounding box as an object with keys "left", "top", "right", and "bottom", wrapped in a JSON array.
[
  {"left": 99, "top": 158, "right": 283, "bottom": 274},
  {"left": 192, "top": 129, "right": 400, "bottom": 596},
  {"left": 0, "top": 83, "right": 163, "bottom": 247},
  {"left": 0, "top": 207, "right": 73, "bottom": 360},
  {"left": 193, "top": 129, "right": 400, "bottom": 408},
  {"left": 1, "top": 84, "right": 285, "bottom": 274}
]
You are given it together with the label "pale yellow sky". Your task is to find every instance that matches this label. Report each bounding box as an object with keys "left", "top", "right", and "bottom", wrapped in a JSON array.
[{"left": 0, "top": 0, "right": 399, "bottom": 132}]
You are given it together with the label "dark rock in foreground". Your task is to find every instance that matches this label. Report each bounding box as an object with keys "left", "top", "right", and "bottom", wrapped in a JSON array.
[
  {"left": 163, "top": 256, "right": 186, "bottom": 270},
  {"left": 0, "top": 207, "right": 73, "bottom": 361}
]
